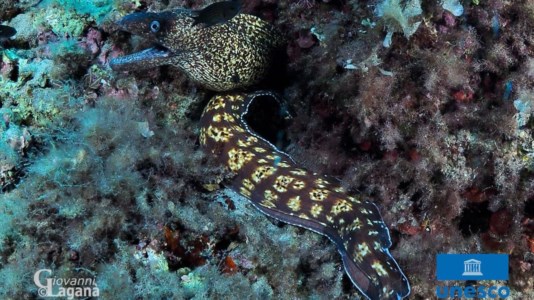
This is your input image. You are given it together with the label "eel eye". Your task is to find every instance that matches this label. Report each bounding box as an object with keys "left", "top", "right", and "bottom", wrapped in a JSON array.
[{"left": 150, "top": 20, "right": 160, "bottom": 33}]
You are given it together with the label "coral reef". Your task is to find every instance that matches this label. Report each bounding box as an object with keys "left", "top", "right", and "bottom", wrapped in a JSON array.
[{"left": 0, "top": 0, "right": 533, "bottom": 299}]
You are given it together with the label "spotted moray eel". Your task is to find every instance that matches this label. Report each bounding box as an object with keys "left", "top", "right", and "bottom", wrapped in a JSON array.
[{"left": 110, "top": 5, "right": 410, "bottom": 300}]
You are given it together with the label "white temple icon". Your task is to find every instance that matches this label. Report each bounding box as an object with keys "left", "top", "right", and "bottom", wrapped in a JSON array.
[{"left": 462, "top": 259, "right": 483, "bottom": 276}]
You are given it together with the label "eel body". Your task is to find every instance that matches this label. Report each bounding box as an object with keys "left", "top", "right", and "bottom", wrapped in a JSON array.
[
  {"left": 110, "top": 4, "right": 410, "bottom": 299},
  {"left": 199, "top": 92, "right": 410, "bottom": 300}
]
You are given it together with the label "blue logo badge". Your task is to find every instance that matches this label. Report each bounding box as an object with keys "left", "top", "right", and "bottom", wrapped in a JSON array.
[{"left": 436, "top": 254, "right": 508, "bottom": 281}]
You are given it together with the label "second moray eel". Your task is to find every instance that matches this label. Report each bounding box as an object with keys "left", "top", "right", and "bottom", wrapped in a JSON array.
[{"left": 110, "top": 3, "right": 410, "bottom": 299}]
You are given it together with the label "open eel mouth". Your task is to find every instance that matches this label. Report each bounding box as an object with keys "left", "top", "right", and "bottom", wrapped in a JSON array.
[
  {"left": 109, "top": 44, "right": 175, "bottom": 71},
  {"left": 108, "top": 10, "right": 183, "bottom": 72}
]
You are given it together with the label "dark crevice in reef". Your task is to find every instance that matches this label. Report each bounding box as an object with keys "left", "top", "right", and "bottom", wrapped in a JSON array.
[
  {"left": 525, "top": 196, "right": 534, "bottom": 218},
  {"left": 8, "top": 60, "right": 19, "bottom": 82},
  {"left": 430, "top": 170, "right": 445, "bottom": 185},
  {"left": 410, "top": 189, "right": 424, "bottom": 216},
  {"left": 458, "top": 201, "right": 492, "bottom": 237},
  {"left": 339, "top": 127, "right": 358, "bottom": 154},
  {"left": 341, "top": 274, "right": 355, "bottom": 294},
  {"left": 191, "top": 94, "right": 215, "bottom": 121},
  {"left": 389, "top": 229, "right": 402, "bottom": 250},
  {"left": 398, "top": 180, "right": 413, "bottom": 193},
  {"left": 243, "top": 94, "right": 292, "bottom": 151},
  {"left": 440, "top": 99, "right": 458, "bottom": 115}
]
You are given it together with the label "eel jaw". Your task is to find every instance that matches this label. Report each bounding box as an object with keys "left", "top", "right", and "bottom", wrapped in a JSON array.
[
  {"left": 108, "top": 10, "right": 186, "bottom": 71},
  {"left": 109, "top": 44, "right": 177, "bottom": 71}
]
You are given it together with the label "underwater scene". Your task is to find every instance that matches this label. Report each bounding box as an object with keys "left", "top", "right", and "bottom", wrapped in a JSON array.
[{"left": 0, "top": 0, "right": 533, "bottom": 299}]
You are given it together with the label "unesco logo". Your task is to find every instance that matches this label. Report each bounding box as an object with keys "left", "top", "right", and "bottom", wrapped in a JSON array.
[{"left": 436, "top": 254, "right": 510, "bottom": 299}]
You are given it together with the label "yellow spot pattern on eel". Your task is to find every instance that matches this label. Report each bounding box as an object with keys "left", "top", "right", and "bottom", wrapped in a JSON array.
[
  {"left": 287, "top": 196, "right": 301, "bottom": 212},
  {"left": 274, "top": 175, "right": 294, "bottom": 193},
  {"left": 292, "top": 180, "right": 306, "bottom": 190},
  {"left": 310, "top": 203, "right": 323, "bottom": 218},
  {"left": 290, "top": 169, "right": 307, "bottom": 176},
  {"left": 372, "top": 261, "right": 389, "bottom": 277},
  {"left": 331, "top": 199, "right": 354, "bottom": 215},
  {"left": 310, "top": 189, "right": 329, "bottom": 201},
  {"left": 227, "top": 148, "right": 255, "bottom": 172},
  {"left": 356, "top": 243, "right": 371, "bottom": 262},
  {"left": 252, "top": 165, "right": 276, "bottom": 183},
  {"left": 207, "top": 125, "right": 233, "bottom": 142}
]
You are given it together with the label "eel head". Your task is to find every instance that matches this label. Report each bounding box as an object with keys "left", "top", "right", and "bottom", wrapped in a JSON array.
[{"left": 109, "top": 6, "right": 283, "bottom": 91}]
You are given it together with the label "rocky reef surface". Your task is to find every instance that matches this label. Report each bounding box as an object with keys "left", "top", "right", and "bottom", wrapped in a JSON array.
[{"left": 0, "top": 0, "right": 533, "bottom": 299}]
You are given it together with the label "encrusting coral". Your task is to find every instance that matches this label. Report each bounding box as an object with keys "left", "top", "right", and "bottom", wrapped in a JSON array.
[{"left": 0, "top": 0, "right": 533, "bottom": 299}]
